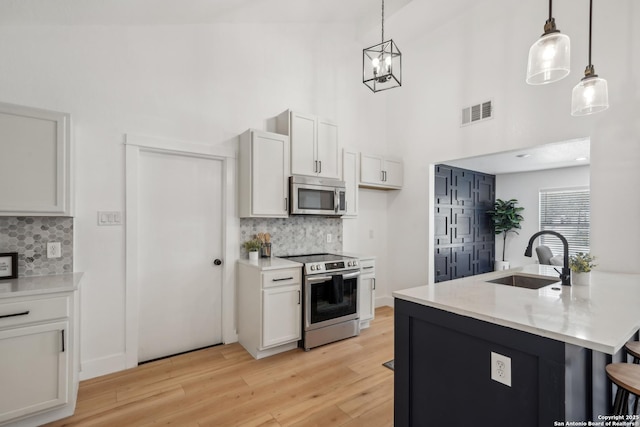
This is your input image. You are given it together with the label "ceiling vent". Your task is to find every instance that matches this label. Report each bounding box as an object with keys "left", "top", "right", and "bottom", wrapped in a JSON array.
[{"left": 461, "top": 100, "right": 493, "bottom": 126}]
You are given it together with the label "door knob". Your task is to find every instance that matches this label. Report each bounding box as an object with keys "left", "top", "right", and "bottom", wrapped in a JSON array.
[{"left": 213, "top": 259, "right": 223, "bottom": 266}]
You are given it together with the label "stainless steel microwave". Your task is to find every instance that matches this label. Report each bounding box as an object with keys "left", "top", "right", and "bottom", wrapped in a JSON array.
[{"left": 289, "top": 175, "right": 347, "bottom": 216}]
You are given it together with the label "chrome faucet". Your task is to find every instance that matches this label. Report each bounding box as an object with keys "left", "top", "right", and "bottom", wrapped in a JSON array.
[{"left": 524, "top": 231, "right": 571, "bottom": 286}]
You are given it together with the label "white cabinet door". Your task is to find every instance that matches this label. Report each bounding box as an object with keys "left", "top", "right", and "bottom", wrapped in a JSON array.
[
  {"left": 383, "top": 158, "right": 404, "bottom": 188},
  {"left": 360, "top": 153, "right": 403, "bottom": 189},
  {"left": 252, "top": 132, "right": 290, "bottom": 216},
  {"left": 0, "top": 102, "right": 71, "bottom": 216},
  {"left": 342, "top": 149, "right": 359, "bottom": 217},
  {"left": 359, "top": 259, "right": 376, "bottom": 326},
  {"left": 262, "top": 285, "right": 301, "bottom": 348},
  {"left": 290, "top": 112, "right": 317, "bottom": 177},
  {"left": 281, "top": 110, "right": 340, "bottom": 179},
  {"left": 0, "top": 321, "right": 69, "bottom": 423},
  {"left": 317, "top": 118, "right": 340, "bottom": 179},
  {"left": 360, "top": 153, "right": 384, "bottom": 185},
  {"left": 238, "top": 130, "right": 290, "bottom": 218}
]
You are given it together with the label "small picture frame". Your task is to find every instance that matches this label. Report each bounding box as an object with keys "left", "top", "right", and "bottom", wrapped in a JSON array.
[{"left": 0, "top": 252, "right": 18, "bottom": 280}]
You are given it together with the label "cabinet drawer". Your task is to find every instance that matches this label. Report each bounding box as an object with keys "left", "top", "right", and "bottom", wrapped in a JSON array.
[
  {"left": 0, "top": 297, "right": 69, "bottom": 329},
  {"left": 262, "top": 269, "right": 301, "bottom": 288},
  {"left": 360, "top": 259, "right": 376, "bottom": 273}
]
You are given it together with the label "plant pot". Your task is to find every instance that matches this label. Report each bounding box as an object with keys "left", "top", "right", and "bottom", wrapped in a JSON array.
[
  {"left": 571, "top": 271, "right": 591, "bottom": 286},
  {"left": 248, "top": 251, "right": 259, "bottom": 261},
  {"left": 494, "top": 261, "right": 510, "bottom": 271}
]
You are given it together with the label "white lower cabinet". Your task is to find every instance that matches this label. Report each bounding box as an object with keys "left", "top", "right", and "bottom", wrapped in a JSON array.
[
  {"left": 262, "top": 285, "right": 301, "bottom": 348},
  {"left": 0, "top": 287, "right": 79, "bottom": 427},
  {"left": 0, "top": 321, "right": 69, "bottom": 423},
  {"left": 359, "top": 258, "right": 376, "bottom": 329},
  {"left": 238, "top": 261, "right": 302, "bottom": 359}
]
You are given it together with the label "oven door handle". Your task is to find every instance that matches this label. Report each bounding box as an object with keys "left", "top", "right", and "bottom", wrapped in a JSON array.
[
  {"left": 307, "top": 276, "right": 333, "bottom": 283},
  {"left": 342, "top": 271, "right": 360, "bottom": 279},
  {"left": 307, "top": 271, "right": 360, "bottom": 283}
]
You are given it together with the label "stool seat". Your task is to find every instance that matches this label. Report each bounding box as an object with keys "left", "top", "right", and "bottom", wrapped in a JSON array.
[
  {"left": 606, "top": 363, "right": 640, "bottom": 396},
  {"left": 625, "top": 342, "right": 640, "bottom": 361}
]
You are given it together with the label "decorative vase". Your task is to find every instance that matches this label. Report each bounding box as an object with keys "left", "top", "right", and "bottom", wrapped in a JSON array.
[
  {"left": 249, "top": 251, "right": 259, "bottom": 261},
  {"left": 571, "top": 271, "right": 591, "bottom": 286},
  {"left": 494, "top": 261, "right": 510, "bottom": 271}
]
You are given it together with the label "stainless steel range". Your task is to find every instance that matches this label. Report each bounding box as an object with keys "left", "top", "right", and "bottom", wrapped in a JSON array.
[{"left": 280, "top": 253, "right": 360, "bottom": 350}]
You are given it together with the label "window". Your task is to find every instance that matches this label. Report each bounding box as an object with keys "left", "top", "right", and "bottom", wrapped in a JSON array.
[{"left": 539, "top": 187, "right": 590, "bottom": 256}]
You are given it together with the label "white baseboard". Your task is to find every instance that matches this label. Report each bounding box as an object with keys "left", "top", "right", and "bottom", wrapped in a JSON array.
[
  {"left": 375, "top": 295, "right": 394, "bottom": 308},
  {"left": 80, "top": 353, "right": 128, "bottom": 381}
]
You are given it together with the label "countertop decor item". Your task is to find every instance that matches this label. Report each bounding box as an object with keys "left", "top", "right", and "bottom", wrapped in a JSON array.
[
  {"left": 526, "top": 0, "right": 570, "bottom": 85},
  {"left": 363, "top": 0, "right": 402, "bottom": 92},
  {"left": 0, "top": 252, "right": 18, "bottom": 280},
  {"left": 243, "top": 239, "right": 262, "bottom": 261},
  {"left": 571, "top": 0, "right": 609, "bottom": 116},
  {"left": 570, "top": 252, "right": 596, "bottom": 285},
  {"left": 487, "top": 198, "right": 524, "bottom": 270}
]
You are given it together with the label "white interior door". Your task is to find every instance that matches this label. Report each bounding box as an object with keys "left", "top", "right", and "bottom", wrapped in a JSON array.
[{"left": 137, "top": 150, "right": 223, "bottom": 362}]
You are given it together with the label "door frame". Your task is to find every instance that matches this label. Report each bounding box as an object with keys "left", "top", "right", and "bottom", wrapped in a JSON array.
[{"left": 125, "top": 134, "right": 238, "bottom": 369}]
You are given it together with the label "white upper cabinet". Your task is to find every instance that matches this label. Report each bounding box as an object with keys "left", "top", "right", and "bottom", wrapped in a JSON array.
[
  {"left": 239, "top": 129, "right": 290, "bottom": 218},
  {"left": 360, "top": 153, "right": 403, "bottom": 190},
  {"left": 277, "top": 110, "right": 340, "bottom": 180},
  {"left": 342, "top": 149, "right": 359, "bottom": 217},
  {"left": 0, "top": 102, "right": 72, "bottom": 216}
]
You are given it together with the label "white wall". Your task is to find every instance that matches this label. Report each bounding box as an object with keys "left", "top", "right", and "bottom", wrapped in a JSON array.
[
  {"left": 384, "top": 0, "right": 640, "bottom": 294},
  {"left": 1, "top": 0, "right": 638, "bottom": 379},
  {"left": 0, "top": 22, "right": 388, "bottom": 378},
  {"left": 495, "top": 166, "right": 590, "bottom": 267}
]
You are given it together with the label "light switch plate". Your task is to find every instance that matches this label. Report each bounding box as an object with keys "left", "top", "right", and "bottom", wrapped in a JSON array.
[{"left": 98, "top": 211, "right": 123, "bottom": 226}]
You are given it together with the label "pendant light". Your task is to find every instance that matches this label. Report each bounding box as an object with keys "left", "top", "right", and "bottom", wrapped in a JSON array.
[
  {"left": 363, "top": 0, "right": 402, "bottom": 92},
  {"left": 526, "top": 0, "right": 570, "bottom": 85},
  {"left": 571, "top": 0, "right": 609, "bottom": 116}
]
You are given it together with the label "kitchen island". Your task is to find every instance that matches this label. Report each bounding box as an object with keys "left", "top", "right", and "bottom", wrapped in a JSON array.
[{"left": 393, "top": 265, "right": 640, "bottom": 426}]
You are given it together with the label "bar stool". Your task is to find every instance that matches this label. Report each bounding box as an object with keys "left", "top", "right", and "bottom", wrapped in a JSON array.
[
  {"left": 606, "top": 363, "right": 640, "bottom": 415},
  {"left": 625, "top": 341, "right": 640, "bottom": 364},
  {"left": 625, "top": 342, "right": 640, "bottom": 414}
]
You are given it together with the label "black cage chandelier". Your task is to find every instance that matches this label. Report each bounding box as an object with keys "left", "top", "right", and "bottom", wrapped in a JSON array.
[{"left": 363, "top": 0, "right": 402, "bottom": 92}]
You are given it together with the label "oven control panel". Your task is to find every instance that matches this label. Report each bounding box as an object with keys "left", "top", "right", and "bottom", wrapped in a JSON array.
[{"left": 307, "top": 259, "right": 358, "bottom": 274}]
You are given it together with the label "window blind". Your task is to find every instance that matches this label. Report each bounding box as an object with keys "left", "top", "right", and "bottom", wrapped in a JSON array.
[{"left": 539, "top": 188, "right": 590, "bottom": 256}]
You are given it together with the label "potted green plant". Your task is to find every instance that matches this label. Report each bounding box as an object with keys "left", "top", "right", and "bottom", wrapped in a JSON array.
[
  {"left": 569, "top": 252, "right": 596, "bottom": 285},
  {"left": 487, "top": 198, "right": 525, "bottom": 271},
  {"left": 243, "top": 239, "right": 262, "bottom": 261}
]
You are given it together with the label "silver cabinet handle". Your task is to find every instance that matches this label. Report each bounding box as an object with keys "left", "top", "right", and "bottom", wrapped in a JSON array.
[
  {"left": 285, "top": 197, "right": 288, "bottom": 212},
  {"left": 314, "top": 160, "right": 318, "bottom": 173},
  {"left": 272, "top": 277, "right": 294, "bottom": 282},
  {"left": 297, "top": 290, "right": 301, "bottom": 305},
  {"left": 319, "top": 161, "right": 322, "bottom": 174},
  {"left": 373, "top": 278, "right": 376, "bottom": 290},
  {"left": 362, "top": 266, "right": 374, "bottom": 270}
]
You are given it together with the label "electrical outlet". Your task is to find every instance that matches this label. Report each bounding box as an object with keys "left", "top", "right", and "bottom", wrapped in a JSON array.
[
  {"left": 47, "top": 242, "right": 62, "bottom": 259},
  {"left": 491, "top": 351, "right": 512, "bottom": 387},
  {"left": 326, "top": 233, "right": 332, "bottom": 243}
]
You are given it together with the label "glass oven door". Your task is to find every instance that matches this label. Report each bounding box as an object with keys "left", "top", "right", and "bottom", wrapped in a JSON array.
[{"left": 305, "top": 270, "right": 359, "bottom": 331}]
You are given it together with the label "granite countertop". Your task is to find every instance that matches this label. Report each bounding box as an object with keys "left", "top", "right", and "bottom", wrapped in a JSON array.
[
  {"left": 237, "top": 257, "right": 303, "bottom": 271},
  {"left": 0, "top": 272, "right": 84, "bottom": 299},
  {"left": 393, "top": 264, "right": 640, "bottom": 355}
]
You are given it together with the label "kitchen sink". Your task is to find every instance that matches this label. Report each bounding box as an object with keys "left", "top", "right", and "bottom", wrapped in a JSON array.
[{"left": 486, "top": 274, "right": 560, "bottom": 290}]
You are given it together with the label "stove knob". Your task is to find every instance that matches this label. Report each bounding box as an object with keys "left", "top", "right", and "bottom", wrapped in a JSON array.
[
  {"left": 347, "top": 261, "right": 352, "bottom": 267},
  {"left": 310, "top": 265, "right": 316, "bottom": 271},
  {"left": 353, "top": 260, "right": 358, "bottom": 267}
]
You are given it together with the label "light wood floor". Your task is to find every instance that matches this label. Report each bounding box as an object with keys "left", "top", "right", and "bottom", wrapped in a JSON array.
[{"left": 46, "top": 306, "right": 394, "bottom": 427}]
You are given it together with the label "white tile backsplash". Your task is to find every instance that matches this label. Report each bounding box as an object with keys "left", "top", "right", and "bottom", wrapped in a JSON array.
[{"left": 240, "top": 217, "right": 342, "bottom": 257}]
